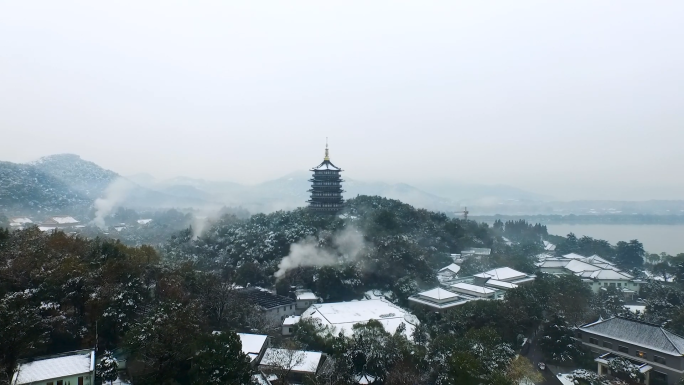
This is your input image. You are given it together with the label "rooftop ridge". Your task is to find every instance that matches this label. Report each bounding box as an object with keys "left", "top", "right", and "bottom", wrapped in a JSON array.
[
  {"left": 614, "top": 315, "right": 664, "bottom": 328},
  {"left": 661, "top": 328, "right": 684, "bottom": 355}
]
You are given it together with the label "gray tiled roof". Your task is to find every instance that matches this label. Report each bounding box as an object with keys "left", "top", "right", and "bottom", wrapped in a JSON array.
[
  {"left": 580, "top": 316, "right": 684, "bottom": 356},
  {"left": 237, "top": 287, "right": 295, "bottom": 310}
]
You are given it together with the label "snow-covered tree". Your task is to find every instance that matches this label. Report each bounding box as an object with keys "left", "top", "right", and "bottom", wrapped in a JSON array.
[
  {"left": 96, "top": 350, "right": 118, "bottom": 385},
  {"left": 539, "top": 313, "right": 584, "bottom": 364},
  {"left": 608, "top": 356, "right": 644, "bottom": 383}
]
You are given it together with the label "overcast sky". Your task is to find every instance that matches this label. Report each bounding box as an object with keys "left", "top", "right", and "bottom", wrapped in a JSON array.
[{"left": 1, "top": 1, "right": 683, "bottom": 200}]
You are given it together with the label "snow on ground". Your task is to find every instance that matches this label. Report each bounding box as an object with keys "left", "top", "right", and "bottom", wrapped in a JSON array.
[{"left": 556, "top": 373, "right": 575, "bottom": 385}]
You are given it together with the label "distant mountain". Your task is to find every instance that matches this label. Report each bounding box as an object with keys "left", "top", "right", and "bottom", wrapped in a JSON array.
[
  {"left": 32, "top": 154, "right": 118, "bottom": 198},
  {"left": 414, "top": 181, "right": 551, "bottom": 203},
  {"left": 0, "top": 161, "right": 90, "bottom": 214}
]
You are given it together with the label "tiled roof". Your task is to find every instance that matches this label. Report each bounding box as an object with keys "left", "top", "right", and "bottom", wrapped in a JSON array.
[
  {"left": 580, "top": 317, "right": 684, "bottom": 356},
  {"left": 237, "top": 287, "right": 295, "bottom": 310}
]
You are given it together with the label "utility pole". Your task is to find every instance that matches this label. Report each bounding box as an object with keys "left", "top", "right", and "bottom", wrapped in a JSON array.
[{"left": 462, "top": 207, "right": 469, "bottom": 221}]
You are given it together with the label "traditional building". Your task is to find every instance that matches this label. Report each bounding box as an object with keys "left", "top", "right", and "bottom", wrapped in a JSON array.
[
  {"left": 308, "top": 143, "right": 344, "bottom": 213},
  {"left": 577, "top": 316, "right": 684, "bottom": 384}
]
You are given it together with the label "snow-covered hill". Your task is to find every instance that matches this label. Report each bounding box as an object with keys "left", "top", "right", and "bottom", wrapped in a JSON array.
[
  {"left": 32, "top": 154, "right": 118, "bottom": 198},
  {"left": 0, "top": 161, "right": 90, "bottom": 214}
]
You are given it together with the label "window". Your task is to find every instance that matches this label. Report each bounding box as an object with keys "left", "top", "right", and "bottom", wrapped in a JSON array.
[
  {"left": 78, "top": 377, "right": 84, "bottom": 385},
  {"left": 589, "top": 337, "right": 599, "bottom": 345},
  {"left": 618, "top": 345, "right": 629, "bottom": 354},
  {"left": 289, "top": 327, "right": 293, "bottom": 333},
  {"left": 617, "top": 283, "right": 622, "bottom": 287},
  {"left": 47, "top": 383, "right": 54, "bottom": 385},
  {"left": 604, "top": 282, "right": 608, "bottom": 286},
  {"left": 635, "top": 350, "right": 646, "bottom": 359},
  {"left": 57, "top": 381, "right": 63, "bottom": 385},
  {"left": 290, "top": 305, "right": 292, "bottom": 310},
  {"left": 653, "top": 355, "right": 667, "bottom": 365},
  {"left": 603, "top": 341, "right": 613, "bottom": 349}
]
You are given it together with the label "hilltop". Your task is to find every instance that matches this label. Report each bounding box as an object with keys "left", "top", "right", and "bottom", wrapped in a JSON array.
[
  {"left": 31, "top": 154, "right": 118, "bottom": 198},
  {"left": 0, "top": 161, "right": 89, "bottom": 214}
]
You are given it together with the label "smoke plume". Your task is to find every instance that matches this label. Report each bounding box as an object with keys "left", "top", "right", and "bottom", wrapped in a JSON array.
[
  {"left": 92, "top": 178, "right": 135, "bottom": 229},
  {"left": 274, "top": 226, "right": 367, "bottom": 279}
]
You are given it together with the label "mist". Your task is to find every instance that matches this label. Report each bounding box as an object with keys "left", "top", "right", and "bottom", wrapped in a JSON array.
[
  {"left": 1, "top": 1, "right": 683, "bottom": 200},
  {"left": 274, "top": 226, "right": 367, "bottom": 279},
  {"left": 92, "top": 178, "right": 135, "bottom": 228}
]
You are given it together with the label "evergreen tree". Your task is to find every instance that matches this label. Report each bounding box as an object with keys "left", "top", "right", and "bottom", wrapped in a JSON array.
[
  {"left": 96, "top": 350, "right": 118, "bottom": 385},
  {"left": 615, "top": 240, "right": 645, "bottom": 268},
  {"left": 539, "top": 313, "right": 584, "bottom": 364},
  {"left": 190, "top": 332, "right": 251, "bottom": 385}
]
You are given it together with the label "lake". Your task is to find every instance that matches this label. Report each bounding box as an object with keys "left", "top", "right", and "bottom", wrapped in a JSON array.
[{"left": 545, "top": 224, "right": 684, "bottom": 255}]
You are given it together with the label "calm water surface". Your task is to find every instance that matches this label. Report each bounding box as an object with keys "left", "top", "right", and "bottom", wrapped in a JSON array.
[{"left": 545, "top": 224, "right": 684, "bottom": 255}]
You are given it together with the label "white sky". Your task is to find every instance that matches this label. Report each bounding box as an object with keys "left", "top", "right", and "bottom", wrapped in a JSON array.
[{"left": 1, "top": 1, "right": 683, "bottom": 200}]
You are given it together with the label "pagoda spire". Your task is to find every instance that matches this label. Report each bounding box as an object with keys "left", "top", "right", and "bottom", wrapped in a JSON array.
[{"left": 324, "top": 138, "right": 330, "bottom": 161}]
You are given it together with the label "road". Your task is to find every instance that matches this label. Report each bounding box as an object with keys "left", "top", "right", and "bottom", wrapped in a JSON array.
[{"left": 525, "top": 337, "right": 565, "bottom": 385}]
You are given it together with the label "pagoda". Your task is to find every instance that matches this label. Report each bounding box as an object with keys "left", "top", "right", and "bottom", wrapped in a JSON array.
[{"left": 308, "top": 142, "right": 344, "bottom": 213}]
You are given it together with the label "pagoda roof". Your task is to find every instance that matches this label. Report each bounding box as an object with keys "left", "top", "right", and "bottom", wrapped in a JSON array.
[{"left": 311, "top": 159, "right": 342, "bottom": 171}]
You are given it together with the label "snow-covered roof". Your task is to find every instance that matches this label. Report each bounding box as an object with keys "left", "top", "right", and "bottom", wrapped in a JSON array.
[
  {"left": 461, "top": 248, "right": 491, "bottom": 255},
  {"left": 10, "top": 217, "right": 32, "bottom": 225},
  {"left": 260, "top": 349, "right": 323, "bottom": 374},
  {"left": 311, "top": 159, "right": 341, "bottom": 171},
  {"left": 408, "top": 294, "right": 473, "bottom": 309},
  {"left": 296, "top": 292, "right": 318, "bottom": 300},
  {"left": 577, "top": 269, "right": 633, "bottom": 280},
  {"left": 451, "top": 282, "right": 496, "bottom": 295},
  {"left": 484, "top": 279, "right": 518, "bottom": 290},
  {"left": 13, "top": 350, "right": 94, "bottom": 384},
  {"left": 562, "top": 259, "right": 603, "bottom": 273},
  {"left": 535, "top": 253, "right": 555, "bottom": 262},
  {"left": 136, "top": 219, "right": 152, "bottom": 225},
  {"left": 438, "top": 263, "right": 461, "bottom": 274},
  {"left": 356, "top": 374, "right": 376, "bottom": 384},
  {"left": 237, "top": 333, "right": 268, "bottom": 361},
  {"left": 473, "top": 267, "right": 527, "bottom": 282},
  {"left": 581, "top": 255, "right": 614, "bottom": 266},
  {"left": 38, "top": 226, "right": 55, "bottom": 232},
  {"left": 50, "top": 216, "right": 79, "bottom": 224},
  {"left": 579, "top": 317, "right": 684, "bottom": 356},
  {"left": 543, "top": 241, "right": 556, "bottom": 251},
  {"left": 537, "top": 259, "right": 571, "bottom": 268},
  {"left": 283, "top": 316, "right": 301, "bottom": 326},
  {"left": 417, "top": 288, "right": 459, "bottom": 301},
  {"left": 301, "top": 299, "right": 416, "bottom": 339},
  {"left": 562, "top": 253, "right": 585, "bottom": 260}
]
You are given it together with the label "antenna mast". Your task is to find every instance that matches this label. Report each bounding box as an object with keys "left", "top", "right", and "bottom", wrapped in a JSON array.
[{"left": 462, "top": 206, "right": 469, "bottom": 221}]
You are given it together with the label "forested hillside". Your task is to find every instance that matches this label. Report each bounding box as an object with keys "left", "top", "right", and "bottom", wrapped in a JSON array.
[
  {"left": 0, "top": 161, "right": 90, "bottom": 214},
  {"left": 163, "top": 196, "right": 495, "bottom": 303},
  {"left": 32, "top": 154, "right": 118, "bottom": 198}
]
